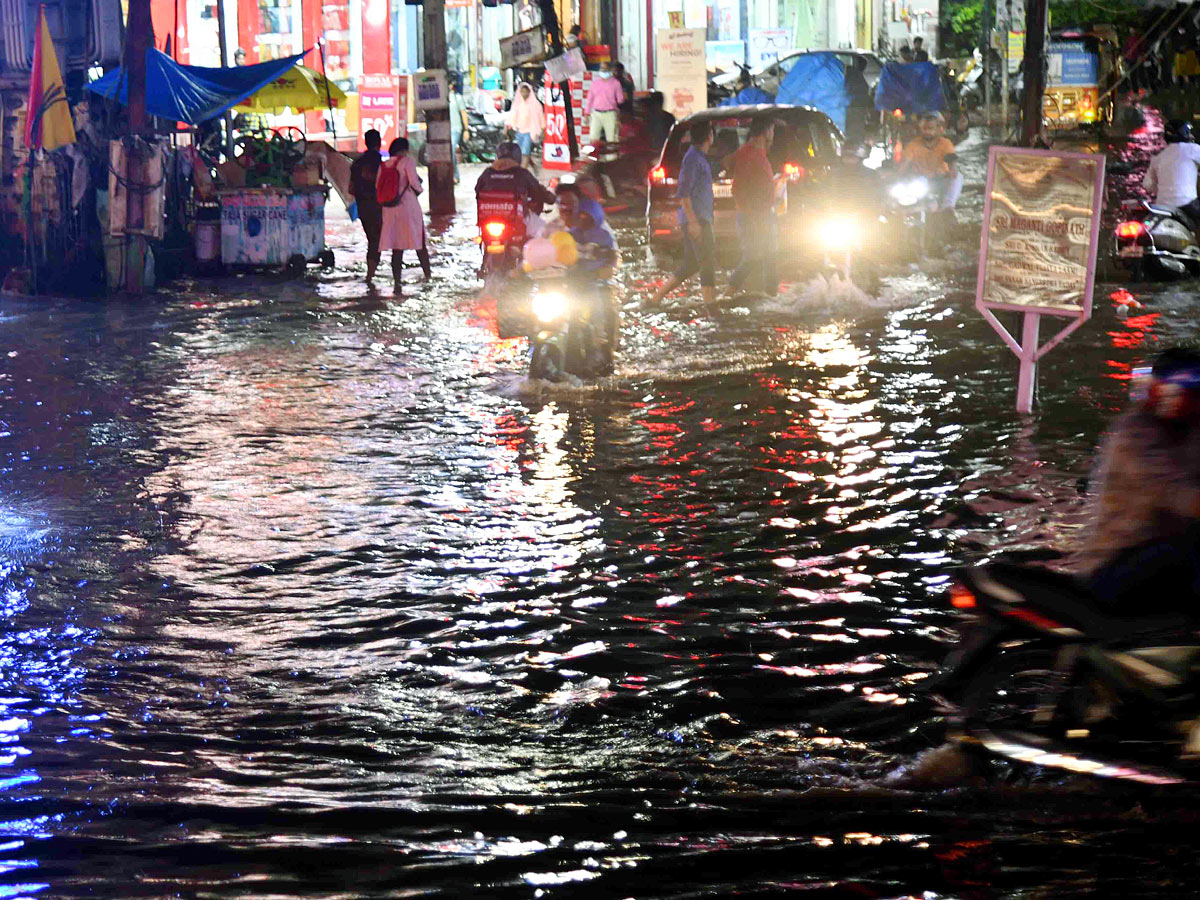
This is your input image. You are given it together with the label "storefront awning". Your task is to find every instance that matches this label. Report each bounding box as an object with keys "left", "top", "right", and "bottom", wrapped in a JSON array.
[{"left": 87, "top": 49, "right": 309, "bottom": 125}]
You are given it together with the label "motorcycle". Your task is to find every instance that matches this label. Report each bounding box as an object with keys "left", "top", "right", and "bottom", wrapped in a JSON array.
[
  {"left": 934, "top": 562, "right": 1199, "bottom": 785},
  {"left": 476, "top": 191, "right": 529, "bottom": 291},
  {"left": 461, "top": 109, "right": 507, "bottom": 162},
  {"left": 1114, "top": 199, "right": 1200, "bottom": 280},
  {"left": 812, "top": 209, "right": 880, "bottom": 292},
  {"left": 525, "top": 275, "right": 618, "bottom": 383},
  {"left": 886, "top": 175, "right": 934, "bottom": 259}
]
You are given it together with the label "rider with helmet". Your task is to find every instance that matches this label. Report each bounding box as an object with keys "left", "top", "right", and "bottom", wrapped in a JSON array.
[
  {"left": 1143, "top": 119, "right": 1200, "bottom": 223},
  {"left": 1082, "top": 347, "right": 1200, "bottom": 611},
  {"left": 474, "top": 140, "right": 557, "bottom": 235}
]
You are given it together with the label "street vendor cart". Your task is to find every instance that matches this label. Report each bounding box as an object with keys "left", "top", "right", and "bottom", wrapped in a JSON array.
[{"left": 218, "top": 186, "right": 333, "bottom": 273}]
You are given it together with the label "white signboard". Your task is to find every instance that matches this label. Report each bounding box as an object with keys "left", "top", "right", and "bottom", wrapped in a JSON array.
[
  {"left": 414, "top": 69, "right": 449, "bottom": 111},
  {"left": 749, "top": 28, "right": 790, "bottom": 68},
  {"left": 500, "top": 26, "right": 545, "bottom": 69},
  {"left": 656, "top": 28, "right": 707, "bottom": 118}
]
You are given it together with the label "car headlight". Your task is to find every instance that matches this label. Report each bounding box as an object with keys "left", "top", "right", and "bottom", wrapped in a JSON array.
[
  {"left": 532, "top": 291, "right": 568, "bottom": 323},
  {"left": 889, "top": 178, "right": 929, "bottom": 207},
  {"left": 818, "top": 217, "right": 859, "bottom": 247}
]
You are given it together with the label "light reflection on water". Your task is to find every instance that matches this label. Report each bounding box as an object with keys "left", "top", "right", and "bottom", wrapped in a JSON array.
[{"left": 0, "top": 133, "right": 1198, "bottom": 895}]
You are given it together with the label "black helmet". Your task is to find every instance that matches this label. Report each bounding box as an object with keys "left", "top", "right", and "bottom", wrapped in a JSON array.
[
  {"left": 1165, "top": 119, "right": 1194, "bottom": 143},
  {"left": 495, "top": 140, "right": 522, "bottom": 163},
  {"left": 1131, "top": 348, "right": 1200, "bottom": 421}
]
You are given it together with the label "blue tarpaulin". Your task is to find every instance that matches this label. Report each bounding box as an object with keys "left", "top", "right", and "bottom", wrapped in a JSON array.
[
  {"left": 87, "top": 49, "right": 308, "bottom": 125},
  {"left": 873, "top": 61, "right": 945, "bottom": 114},
  {"left": 774, "top": 52, "right": 847, "bottom": 132},
  {"left": 719, "top": 86, "right": 775, "bottom": 107}
]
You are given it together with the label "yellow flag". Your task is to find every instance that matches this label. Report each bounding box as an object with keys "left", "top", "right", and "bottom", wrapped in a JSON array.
[{"left": 24, "top": 5, "right": 76, "bottom": 151}]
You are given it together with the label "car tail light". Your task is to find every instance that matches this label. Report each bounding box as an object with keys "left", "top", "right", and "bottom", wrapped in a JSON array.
[
  {"left": 949, "top": 584, "right": 977, "bottom": 610},
  {"left": 1115, "top": 221, "right": 1145, "bottom": 240},
  {"left": 783, "top": 162, "right": 804, "bottom": 182},
  {"left": 483, "top": 221, "right": 507, "bottom": 239},
  {"left": 649, "top": 166, "right": 668, "bottom": 184}
]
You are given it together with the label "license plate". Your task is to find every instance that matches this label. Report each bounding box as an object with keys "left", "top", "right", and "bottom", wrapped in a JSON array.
[
  {"left": 1119, "top": 246, "right": 1144, "bottom": 258},
  {"left": 713, "top": 183, "right": 733, "bottom": 199}
]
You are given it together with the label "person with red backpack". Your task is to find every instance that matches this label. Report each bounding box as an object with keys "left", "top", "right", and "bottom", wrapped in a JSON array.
[{"left": 376, "top": 137, "right": 431, "bottom": 284}]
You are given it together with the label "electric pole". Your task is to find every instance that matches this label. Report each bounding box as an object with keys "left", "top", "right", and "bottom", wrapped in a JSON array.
[
  {"left": 423, "top": 0, "right": 455, "bottom": 216},
  {"left": 127, "top": 0, "right": 152, "bottom": 136},
  {"left": 982, "top": 0, "right": 992, "bottom": 125},
  {"left": 1020, "top": 0, "right": 1048, "bottom": 146}
]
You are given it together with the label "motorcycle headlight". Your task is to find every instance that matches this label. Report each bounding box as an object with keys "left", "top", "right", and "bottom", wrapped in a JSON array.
[
  {"left": 889, "top": 178, "right": 930, "bottom": 207},
  {"left": 532, "top": 291, "right": 568, "bottom": 323},
  {"left": 818, "top": 217, "right": 859, "bottom": 248}
]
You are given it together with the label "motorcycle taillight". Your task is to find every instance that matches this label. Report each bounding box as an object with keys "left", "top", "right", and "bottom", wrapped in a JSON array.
[
  {"left": 949, "top": 584, "right": 977, "bottom": 610},
  {"left": 1115, "top": 221, "right": 1146, "bottom": 241},
  {"left": 483, "top": 221, "right": 507, "bottom": 239}
]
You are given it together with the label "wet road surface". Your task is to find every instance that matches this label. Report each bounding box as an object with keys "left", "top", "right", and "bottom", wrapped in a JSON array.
[{"left": 2, "top": 124, "right": 1200, "bottom": 897}]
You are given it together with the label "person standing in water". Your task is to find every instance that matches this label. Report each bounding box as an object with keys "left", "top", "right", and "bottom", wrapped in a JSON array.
[
  {"left": 507, "top": 81, "right": 545, "bottom": 170},
  {"left": 376, "top": 138, "right": 431, "bottom": 285},
  {"left": 350, "top": 129, "right": 385, "bottom": 282}
]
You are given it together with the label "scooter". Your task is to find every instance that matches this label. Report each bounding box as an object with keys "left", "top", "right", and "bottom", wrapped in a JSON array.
[
  {"left": 462, "top": 109, "right": 507, "bottom": 162},
  {"left": 476, "top": 191, "right": 529, "bottom": 290},
  {"left": 1114, "top": 199, "right": 1200, "bottom": 280},
  {"left": 526, "top": 275, "right": 618, "bottom": 382},
  {"left": 933, "top": 562, "right": 1200, "bottom": 785}
]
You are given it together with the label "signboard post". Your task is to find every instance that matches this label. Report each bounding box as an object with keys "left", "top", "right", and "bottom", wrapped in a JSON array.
[
  {"left": 655, "top": 28, "right": 707, "bottom": 118},
  {"left": 976, "top": 146, "right": 1106, "bottom": 413},
  {"left": 500, "top": 25, "right": 546, "bottom": 69}
]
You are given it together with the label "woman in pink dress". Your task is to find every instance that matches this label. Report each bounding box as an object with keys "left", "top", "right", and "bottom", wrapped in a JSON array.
[{"left": 377, "top": 138, "right": 431, "bottom": 283}]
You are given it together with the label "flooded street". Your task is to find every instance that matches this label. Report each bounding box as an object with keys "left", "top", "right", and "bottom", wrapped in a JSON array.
[{"left": 3, "top": 128, "right": 1200, "bottom": 897}]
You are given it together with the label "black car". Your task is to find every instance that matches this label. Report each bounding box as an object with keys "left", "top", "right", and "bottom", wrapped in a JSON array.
[{"left": 645, "top": 105, "right": 842, "bottom": 251}]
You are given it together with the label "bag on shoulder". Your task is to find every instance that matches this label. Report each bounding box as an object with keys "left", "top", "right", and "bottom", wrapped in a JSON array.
[{"left": 377, "top": 164, "right": 402, "bottom": 207}]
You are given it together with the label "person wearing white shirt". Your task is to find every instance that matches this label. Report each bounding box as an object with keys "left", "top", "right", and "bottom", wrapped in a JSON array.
[{"left": 1143, "top": 119, "right": 1200, "bottom": 220}]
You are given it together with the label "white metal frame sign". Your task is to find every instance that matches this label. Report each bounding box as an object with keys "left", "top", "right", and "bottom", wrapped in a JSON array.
[{"left": 975, "top": 146, "right": 1106, "bottom": 413}]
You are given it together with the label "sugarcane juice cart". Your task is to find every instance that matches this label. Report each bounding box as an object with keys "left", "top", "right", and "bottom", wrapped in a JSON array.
[{"left": 212, "top": 66, "right": 347, "bottom": 272}]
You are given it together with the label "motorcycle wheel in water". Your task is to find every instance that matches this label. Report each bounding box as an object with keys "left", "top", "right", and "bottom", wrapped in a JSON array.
[
  {"left": 526, "top": 280, "right": 618, "bottom": 383},
  {"left": 1113, "top": 200, "right": 1200, "bottom": 281},
  {"left": 934, "top": 563, "right": 1199, "bottom": 785},
  {"left": 814, "top": 213, "right": 879, "bottom": 293}
]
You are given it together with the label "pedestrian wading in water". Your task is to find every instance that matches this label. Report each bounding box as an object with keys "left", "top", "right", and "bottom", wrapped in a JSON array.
[{"left": 376, "top": 137, "right": 432, "bottom": 284}]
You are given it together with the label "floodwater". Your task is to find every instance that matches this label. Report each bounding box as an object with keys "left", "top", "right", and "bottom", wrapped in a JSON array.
[{"left": 2, "top": 123, "right": 1200, "bottom": 898}]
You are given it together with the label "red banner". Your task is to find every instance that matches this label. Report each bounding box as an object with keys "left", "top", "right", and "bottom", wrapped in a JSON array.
[
  {"left": 542, "top": 88, "right": 570, "bottom": 171},
  {"left": 358, "top": 74, "right": 406, "bottom": 152}
]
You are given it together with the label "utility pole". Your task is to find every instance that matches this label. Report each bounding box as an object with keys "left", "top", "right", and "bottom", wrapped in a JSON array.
[
  {"left": 124, "top": 0, "right": 153, "bottom": 292},
  {"left": 981, "top": 0, "right": 992, "bottom": 126},
  {"left": 215, "top": 0, "right": 233, "bottom": 157},
  {"left": 423, "top": 0, "right": 455, "bottom": 216},
  {"left": 538, "top": 0, "right": 577, "bottom": 162},
  {"left": 127, "top": 0, "right": 152, "bottom": 135},
  {"left": 1020, "top": 0, "right": 1048, "bottom": 146},
  {"left": 1001, "top": 0, "right": 1011, "bottom": 132}
]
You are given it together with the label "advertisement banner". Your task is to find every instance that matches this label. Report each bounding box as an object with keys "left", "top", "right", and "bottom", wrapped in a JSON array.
[
  {"left": 656, "top": 28, "right": 707, "bottom": 118},
  {"left": 500, "top": 25, "right": 546, "bottom": 69},
  {"left": 1048, "top": 41, "right": 1099, "bottom": 86},
  {"left": 975, "top": 146, "right": 1106, "bottom": 411},
  {"left": 357, "top": 74, "right": 402, "bottom": 151},
  {"left": 749, "top": 28, "right": 790, "bottom": 68},
  {"left": 542, "top": 86, "right": 571, "bottom": 171},
  {"left": 706, "top": 40, "right": 746, "bottom": 73}
]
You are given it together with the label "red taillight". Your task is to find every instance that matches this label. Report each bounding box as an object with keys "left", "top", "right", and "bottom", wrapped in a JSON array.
[
  {"left": 949, "top": 584, "right": 977, "bottom": 610},
  {"left": 1116, "top": 221, "right": 1145, "bottom": 240},
  {"left": 783, "top": 162, "right": 804, "bottom": 181},
  {"left": 649, "top": 166, "right": 667, "bottom": 184},
  {"left": 483, "top": 221, "right": 507, "bottom": 239},
  {"left": 892, "top": 108, "right": 903, "bottom": 118}
]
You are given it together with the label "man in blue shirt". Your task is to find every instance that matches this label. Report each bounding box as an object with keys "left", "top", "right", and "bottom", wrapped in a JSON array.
[{"left": 645, "top": 120, "right": 716, "bottom": 311}]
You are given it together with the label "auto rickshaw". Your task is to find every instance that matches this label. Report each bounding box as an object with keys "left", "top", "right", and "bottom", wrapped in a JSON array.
[{"left": 1043, "top": 27, "right": 1122, "bottom": 130}]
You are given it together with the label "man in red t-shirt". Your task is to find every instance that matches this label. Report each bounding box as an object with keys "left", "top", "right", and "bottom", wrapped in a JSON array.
[{"left": 728, "top": 118, "right": 781, "bottom": 297}]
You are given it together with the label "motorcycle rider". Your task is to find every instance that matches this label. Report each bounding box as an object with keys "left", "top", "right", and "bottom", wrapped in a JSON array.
[
  {"left": 1082, "top": 347, "right": 1200, "bottom": 611},
  {"left": 552, "top": 182, "right": 618, "bottom": 371},
  {"left": 1142, "top": 119, "right": 1200, "bottom": 223},
  {"left": 898, "top": 112, "right": 962, "bottom": 213},
  {"left": 475, "top": 140, "right": 557, "bottom": 236}
]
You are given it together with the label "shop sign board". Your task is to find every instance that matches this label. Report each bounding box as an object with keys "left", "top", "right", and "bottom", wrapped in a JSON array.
[
  {"left": 1048, "top": 41, "right": 1099, "bottom": 86},
  {"left": 500, "top": 26, "right": 546, "bottom": 69},
  {"left": 748, "top": 28, "right": 790, "bottom": 67},
  {"left": 219, "top": 190, "right": 325, "bottom": 266},
  {"left": 975, "top": 146, "right": 1106, "bottom": 412},
  {"left": 358, "top": 74, "right": 404, "bottom": 151},
  {"left": 656, "top": 28, "right": 707, "bottom": 118}
]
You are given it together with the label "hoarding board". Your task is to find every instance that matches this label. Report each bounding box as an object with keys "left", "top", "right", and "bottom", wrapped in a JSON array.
[
  {"left": 706, "top": 40, "right": 745, "bottom": 73},
  {"left": 749, "top": 28, "right": 790, "bottom": 67},
  {"left": 357, "top": 74, "right": 403, "bottom": 151},
  {"left": 500, "top": 26, "right": 546, "bottom": 69},
  {"left": 656, "top": 28, "right": 707, "bottom": 118},
  {"left": 975, "top": 146, "right": 1106, "bottom": 411},
  {"left": 1048, "top": 41, "right": 1099, "bottom": 86}
]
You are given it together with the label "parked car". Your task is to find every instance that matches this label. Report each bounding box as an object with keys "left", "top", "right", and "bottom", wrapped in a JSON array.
[
  {"left": 645, "top": 105, "right": 843, "bottom": 252},
  {"left": 711, "top": 49, "right": 885, "bottom": 98}
]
